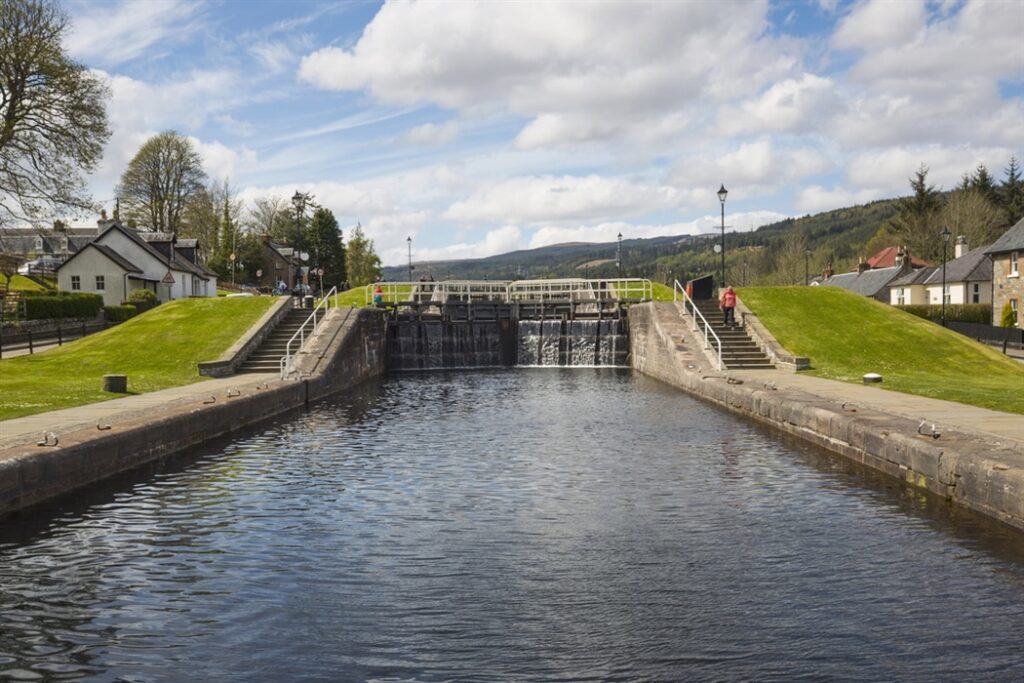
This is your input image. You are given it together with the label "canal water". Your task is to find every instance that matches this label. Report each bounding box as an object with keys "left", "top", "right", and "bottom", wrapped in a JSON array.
[{"left": 4, "top": 370, "right": 1024, "bottom": 681}]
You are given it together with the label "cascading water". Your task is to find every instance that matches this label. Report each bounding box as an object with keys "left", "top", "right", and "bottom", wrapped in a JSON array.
[
  {"left": 516, "top": 318, "right": 628, "bottom": 368},
  {"left": 389, "top": 321, "right": 507, "bottom": 370}
]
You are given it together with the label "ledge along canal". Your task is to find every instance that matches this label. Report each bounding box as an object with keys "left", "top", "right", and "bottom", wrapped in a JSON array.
[{"left": 5, "top": 370, "right": 1024, "bottom": 680}]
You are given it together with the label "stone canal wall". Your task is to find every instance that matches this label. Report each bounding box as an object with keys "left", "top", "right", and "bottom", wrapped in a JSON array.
[
  {"left": 629, "top": 301, "right": 1024, "bottom": 532},
  {"left": 0, "top": 307, "right": 387, "bottom": 516}
]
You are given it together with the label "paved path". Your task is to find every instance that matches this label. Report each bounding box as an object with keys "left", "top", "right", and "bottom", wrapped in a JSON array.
[
  {"left": 0, "top": 373, "right": 279, "bottom": 447},
  {"left": 734, "top": 368, "right": 1024, "bottom": 446}
]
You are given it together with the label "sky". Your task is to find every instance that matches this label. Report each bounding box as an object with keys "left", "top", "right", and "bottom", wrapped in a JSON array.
[{"left": 63, "top": 0, "right": 1024, "bottom": 266}]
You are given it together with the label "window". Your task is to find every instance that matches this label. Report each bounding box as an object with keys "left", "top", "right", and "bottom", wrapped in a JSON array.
[
  {"left": 973, "top": 283, "right": 980, "bottom": 304},
  {"left": 71, "top": 275, "right": 80, "bottom": 291},
  {"left": 944, "top": 285, "right": 950, "bottom": 305},
  {"left": 896, "top": 288, "right": 905, "bottom": 305},
  {"left": 95, "top": 275, "right": 105, "bottom": 291},
  {"left": 34, "top": 236, "right": 43, "bottom": 251},
  {"left": 60, "top": 236, "right": 69, "bottom": 253},
  {"left": 1013, "top": 299, "right": 1019, "bottom": 315},
  {"left": 1011, "top": 251, "right": 1019, "bottom": 277}
]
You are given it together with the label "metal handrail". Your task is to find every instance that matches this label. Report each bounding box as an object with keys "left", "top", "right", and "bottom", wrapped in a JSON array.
[
  {"left": 365, "top": 278, "right": 654, "bottom": 305},
  {"left": 673, "top": 280, "right": 722, "bottom": 370},
  {"left": 280, "top": 285, "right": 338, "bottom": 379}
]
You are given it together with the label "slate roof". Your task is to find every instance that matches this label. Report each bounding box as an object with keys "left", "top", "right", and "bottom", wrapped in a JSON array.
[
  {"left": 986, "top": 217, "right": 1024, "bottom": 255},
  {"left": 56, "top": 242, "right": 143, "bottom": 274},
  {"left": 923, "top": 245, "right": 992, "bottom": 284},
  {"left": 823, "top": 265, "right": 903, "bottom": 297},
  {"left": 889, "top": 266, "right": 937, "bottom": 287},
  {"left": 99, "top": 222, "right": 213, "bottom": 280}
]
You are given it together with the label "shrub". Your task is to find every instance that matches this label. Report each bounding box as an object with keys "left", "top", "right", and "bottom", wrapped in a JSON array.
[
  {"left": 898, "top": 303, "right": 992, "bottom": 325},
  {"left": 1000, "top": 302, "right": 1018, "bottom": 328},
  {"left": 23, "top": 292, "right": 103, "bottom": 320},
  {"left": 104, "top": 305, "right": 137, "bottom": 322},
  {"left": 127, "top": 288, "right": 157, "bottom": 303}
]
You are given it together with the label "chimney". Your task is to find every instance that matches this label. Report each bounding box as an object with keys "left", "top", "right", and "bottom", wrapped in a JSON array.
[
  {"left": 955, "top": 235, "right": 967, "bottom": 259},
  {"left": 895, "top": 246, "right": 906, "bottom": 268},
  {"left": 857, "top": 256, "right": 868, "bottom": 274},
  {"left": 823, "top": 260, "right": 834, "bottom": 280}
]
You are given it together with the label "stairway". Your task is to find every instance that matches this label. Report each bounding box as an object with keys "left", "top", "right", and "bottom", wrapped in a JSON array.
[
  {"left": 690, "top": 299, "right": 774, "bottom": 370},
  {"left": 236, "top": 307, "right": 311, "bottom": 374}
]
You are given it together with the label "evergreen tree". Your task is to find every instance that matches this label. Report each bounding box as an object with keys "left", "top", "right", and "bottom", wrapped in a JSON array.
[
  {"left": 306, "top": 207, "right": 347, "bottom": 291},
  {"left": 1000, "top": 157, "right": 1024, "bottom": 226},
  {"left": 345, "top": 223, "right": 382, "bottom": 287},
  {"left": 886, "top": 165, "right": 944, "bottom": 262},
  {"left": 970, "top": 163, "right": 998, "bottom": 203}
]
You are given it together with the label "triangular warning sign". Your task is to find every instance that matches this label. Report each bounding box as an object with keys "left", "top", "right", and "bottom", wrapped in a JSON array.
[{"left": 161, "top": 271, "right": 175, "bottom": 284}]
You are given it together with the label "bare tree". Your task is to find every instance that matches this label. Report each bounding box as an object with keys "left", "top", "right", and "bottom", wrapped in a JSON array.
[
  {"left": 116, "top": 131, "right": 207, "bottom": 233},
  {"left": 0, "top": 0, "right": 109, "bottom": 225},
  {"left": 247, "top": 195, "right": 292, "bottom": 241},
  {"left": 771, "top": 229, "right": 809, "bottom": 285},
  {"left": 939, "top": 187, "right": 1008, "bottom": 251}
]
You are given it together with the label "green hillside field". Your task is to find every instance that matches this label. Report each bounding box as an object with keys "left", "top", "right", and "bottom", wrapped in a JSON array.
[
  {"left": 0, "top": 296, "right": 274, "bottom": 420},
  {"left": 738, "top": 286, "right": 1024, "bottom": 415}
]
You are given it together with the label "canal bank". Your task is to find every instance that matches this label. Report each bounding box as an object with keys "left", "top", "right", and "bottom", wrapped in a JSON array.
[
  {"left": 0, "top": 307, "right": 387, "bottom": 515},
  {"left": 630, "top": 301, "right": 1024, "bottom": 531}
]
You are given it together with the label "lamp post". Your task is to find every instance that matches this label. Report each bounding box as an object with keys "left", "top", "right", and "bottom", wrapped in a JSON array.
[
  {"left": 407, "top": 236, "right": 413, "bottom": 282},
  {"left": 805, "top": 248, "right": 811, "bottom": 286},
  {"left": 718, "top": 184, "right": 728, "bottom": 288},
  {"left": 616, "top": 232, "right": 622, "bottom": 277},
  {"left": 941, "top": 226, "right": 951, "bottom": 327},
  {"left": 292, "top": 191, "right": 305, "bottom": 290}
]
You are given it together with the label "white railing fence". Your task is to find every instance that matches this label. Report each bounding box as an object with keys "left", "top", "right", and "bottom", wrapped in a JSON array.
[
  {"left": 673, "top": 280, "right": 722, "bottom": 371},
  {"left": 280, "top": 285, "right": 338, "bottom": 379},
  {"left": 364, "top": 278, "right": 654, "bottom": 305}
]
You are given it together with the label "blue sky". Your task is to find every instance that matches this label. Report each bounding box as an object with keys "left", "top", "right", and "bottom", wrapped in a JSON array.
[{"left": 63, "top": 0, "right": 1023, "bottom": 266}]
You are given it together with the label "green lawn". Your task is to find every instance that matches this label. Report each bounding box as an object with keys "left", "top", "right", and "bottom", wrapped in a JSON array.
[
  {"left": 0, "top": 296, "right": 275, "bottom": 420},
  {"left": 0, "top": 273, "right": 47, "bottom": 292},
  {"left": 739, "top": 286, "right": 1024, "bottom": 414}
]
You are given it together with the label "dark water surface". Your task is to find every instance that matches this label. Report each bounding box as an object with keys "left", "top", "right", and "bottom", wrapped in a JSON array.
[{"left": 4, "top": 370, "right": 1024, "bottom": 681}]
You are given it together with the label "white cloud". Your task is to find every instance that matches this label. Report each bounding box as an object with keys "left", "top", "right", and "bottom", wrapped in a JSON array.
[
  {"left": 845, "top": 145, "right": 1015, "bottom": 191},
  {"left": 190, "top": 138, "right": 257, "bottom": 183},
  {"left": 717, "top": 74, "right": 840, "bottom": 136},
  {"left": 248, "top": 41, "right": 297, "bottom": 74},
  {"left": 67, "top": 0, "right": 204, "bottom": 67},
  {"left": 444, "top": 175, "right": 683, "bottom": 225},
  {"left": 415, "top": 226, "right": 524, "bottom": 263},
  {"left": 795, "top": 186, "right": 885, "bottom": 214},
  {"left": 833, "top": 0, "right": 926, "bottom": 52},
  {"left": 673, "top": 140, "right": 832, "bottom": 195},
  {"left": 400, "top": 121, "right": 461, "bottom": 146}
]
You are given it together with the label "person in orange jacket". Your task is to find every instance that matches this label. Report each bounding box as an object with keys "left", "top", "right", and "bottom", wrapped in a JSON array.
[{"left": 719, "top": 286, "right": 737, "bottom": 326}]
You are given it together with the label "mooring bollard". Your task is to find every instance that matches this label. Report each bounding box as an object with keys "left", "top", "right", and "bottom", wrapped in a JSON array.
[{"left": 102, "top": 374, "right": 128, "bottom": 393}]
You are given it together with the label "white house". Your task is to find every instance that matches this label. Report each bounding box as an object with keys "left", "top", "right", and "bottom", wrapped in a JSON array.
[
  {"left": 56, "top": 220, "right": 217, "bottom": 306},
  {"left": 921, "top": 240, "right": 992, "bottom": 307},
  {"left": 888, "top": 266, "right": 936, "bottom": 306}
]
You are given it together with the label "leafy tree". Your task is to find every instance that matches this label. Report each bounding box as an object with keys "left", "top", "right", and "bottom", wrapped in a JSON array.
[
  {"left": 117, "top": 131, "right": 207, "bottom": 233},
  {"left": 305, "top": 207, "right": 347, "bottom": 291},
  {"left": 1000, "top": 157, "right": 1024, "bottom": 226},
  {"left": 235, "top": 231, "right": 265, "bottom": 285},
  {"left": 886, "top": 165, "right": 944, "bottom": 262},
  {"left": 345, "top": 223, "right": 381, "bottom": 287},
  {"left": 0, "top": 0, "right": 109, "bottom": 226},
  {"left": 1000, "top": 301, "right": 1017, "bottom": 328}
]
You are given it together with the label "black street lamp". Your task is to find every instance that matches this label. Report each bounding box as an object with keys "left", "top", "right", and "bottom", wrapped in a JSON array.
[
  {"left": 941, "top": 226, "right": 951, "bottom": 327},
  {"left": 291, "top": 191, "right": 305, "bottom": 289},
  {"left": 616, "top": 232, "right": 622, "bottom": 277},
  {"left": 717, "top": 184, "right": 728, "bottom": 288},
  {"left": 407, "top": 236, "right": 413, "bottom": 282},
  {"left": 805, "top": 248, "right": 811, "bottom": 286}
]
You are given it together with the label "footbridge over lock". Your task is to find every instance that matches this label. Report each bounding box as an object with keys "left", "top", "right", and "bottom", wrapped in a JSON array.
[{"left": 369, "top": 279, "right": 653, "bottom": 371}]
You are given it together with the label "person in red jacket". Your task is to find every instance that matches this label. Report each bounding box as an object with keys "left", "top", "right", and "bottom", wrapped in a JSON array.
[{"left": 719, "top": 286, "right": 737, "bottom": 326}]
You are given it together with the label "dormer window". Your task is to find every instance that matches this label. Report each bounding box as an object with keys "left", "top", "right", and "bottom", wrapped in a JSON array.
[
  {"left": 34, "top": 236, "right": 43, "bottom": 251},
  {"left": 60, "top": 236, "right": 69, "bottom": 252}
]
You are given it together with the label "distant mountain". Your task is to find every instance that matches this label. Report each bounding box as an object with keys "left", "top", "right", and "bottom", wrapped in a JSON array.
[{"left": 381, "top": 197, "right": 902, "bottom": 285}]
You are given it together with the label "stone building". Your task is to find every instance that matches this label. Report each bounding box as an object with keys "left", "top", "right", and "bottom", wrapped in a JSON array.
[{"left": 986, "top": 217, "right": 1024, "bottom": 327}]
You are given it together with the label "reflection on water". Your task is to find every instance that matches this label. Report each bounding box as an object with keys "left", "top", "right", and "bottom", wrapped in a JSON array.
[{"left": 3, "top": 369, "right": 1024, "bottom": 681}]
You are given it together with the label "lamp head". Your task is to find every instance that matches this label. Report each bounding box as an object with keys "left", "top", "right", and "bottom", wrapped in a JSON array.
[
  {"left": 717, "top": 184, "right": 728, "bottom": 203},
  {"left": 941, "top": 226, "right": 951, "bottom": 242}
]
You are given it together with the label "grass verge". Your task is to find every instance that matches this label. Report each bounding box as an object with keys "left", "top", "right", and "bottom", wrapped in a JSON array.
[
  {"left": 0, "top": 274, "right": 47, "bottom": 292},
  {"left": 0, "top": 296, "right": 274, "bottom": 420},
  {"left": 739, "top": 286, "right": 1024, "bottom": 415}
]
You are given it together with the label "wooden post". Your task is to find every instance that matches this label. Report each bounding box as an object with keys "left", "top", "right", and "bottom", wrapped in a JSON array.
[
  {"left": 28, "top": 330, "right": 33, "bottom": 354},
  {"left": 57, "top": 325, "right": 62, "bottom": 346},
  {"left": 102, "top": 375, "right": 128, "bottom": 392}
]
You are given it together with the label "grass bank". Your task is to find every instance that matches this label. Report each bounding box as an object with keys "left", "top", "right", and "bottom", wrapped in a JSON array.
[
  {"left": 739, "top": 286, "right": 1024, "bottom": 414},
  {"left": 0, "top": 296, "right": 274, "bottom": 420},
  {"left": 0, "top": 274, "right": 47, "bottom": 292}
]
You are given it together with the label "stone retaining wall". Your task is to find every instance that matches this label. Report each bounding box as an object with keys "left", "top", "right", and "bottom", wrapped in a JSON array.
[{"left": 629, "top": 301, "right": 1024, "bottom": 531}]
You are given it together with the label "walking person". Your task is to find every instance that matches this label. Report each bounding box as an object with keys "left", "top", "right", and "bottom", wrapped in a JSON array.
[{"left": 719, "top": 286, "right": 736, "bottom": 326}]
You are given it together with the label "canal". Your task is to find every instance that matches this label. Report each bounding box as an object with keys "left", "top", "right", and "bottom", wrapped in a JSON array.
[{"left": 3, "top": 370, "right": 1024, "bottom": 681}]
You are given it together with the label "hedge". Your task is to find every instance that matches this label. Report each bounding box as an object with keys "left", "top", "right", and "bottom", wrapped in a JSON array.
[
  {"left": 127, "top": 288, "right": 157, "bottom": 303},
  {"left": 898, "top": 303, "right": 992, "bottom": 324},
  {"left": 23, "top": 293, "right": 103, "bottom": 320},
  {"left": 104, "top": 304, "right": 137, "bottom": 322}
]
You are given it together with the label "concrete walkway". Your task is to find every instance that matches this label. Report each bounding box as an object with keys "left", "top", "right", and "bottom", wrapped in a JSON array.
[
  {"left": 733, "top": 368, "right": 1024, "bottom": 447},
  {"left": 0, "top": 373, "right": 279, "bottom": 449}
]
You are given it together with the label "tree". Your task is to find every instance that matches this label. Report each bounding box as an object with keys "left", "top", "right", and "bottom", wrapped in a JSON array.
[
  {"left": 1000, "top": 157, "right": 1024, "bottom": 227},
  {"left": 886, "top": 165, "right": 944, "bottom": 262},
  {"left": 345, "top": 223, "right": 381, "bottom": 286},
  {"left": 770, "top": 229, "right": 809, "bottom": 285},
  {"left": 306, "top": 207, "right": 347, "bottom": 291},
  {"left": 248, "top": 195, "right": 294, "bottom": 242},
  {"left": 235, "top": 231, "right": 265, "bottom": 285},
  {"left": 116, "top": 131, "right": 207, "bottom": 233},
  {"left": 938, "top": 188, "right": 1007, "bottom": 250},
  {"left": 1000, "top": 301, "right": 1017, "bottom": 328},
  {"left": 970, "top": 163, "right": 998, "bottom": 204},
  {"left": 0, "top": 0, "right": 110, "bottom": 226}
]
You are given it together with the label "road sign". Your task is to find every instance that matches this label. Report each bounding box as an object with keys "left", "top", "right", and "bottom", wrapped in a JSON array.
[{"left": 161, "top": 271, "right": 175, "bottom": 284}]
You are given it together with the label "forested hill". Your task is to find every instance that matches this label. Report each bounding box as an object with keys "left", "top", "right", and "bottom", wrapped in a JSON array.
[{"left": 381, "top": 197, "right": 903, "bottom": 285}]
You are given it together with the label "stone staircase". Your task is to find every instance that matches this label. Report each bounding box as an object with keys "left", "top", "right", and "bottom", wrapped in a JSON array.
[
  {"left": 690, "top": 299, "right": 774, "bottom": 370},
  {"left": 236, "top": 307, "right": 311, "bottom": 374}
]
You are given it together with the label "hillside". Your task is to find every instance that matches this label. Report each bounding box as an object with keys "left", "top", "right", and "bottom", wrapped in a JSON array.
[
  {"left": 383, "top": 198, "right": 901, "bottom": 285},
  {"left": 738, "top": 286, "right": 1024, "bottom": 414}
]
